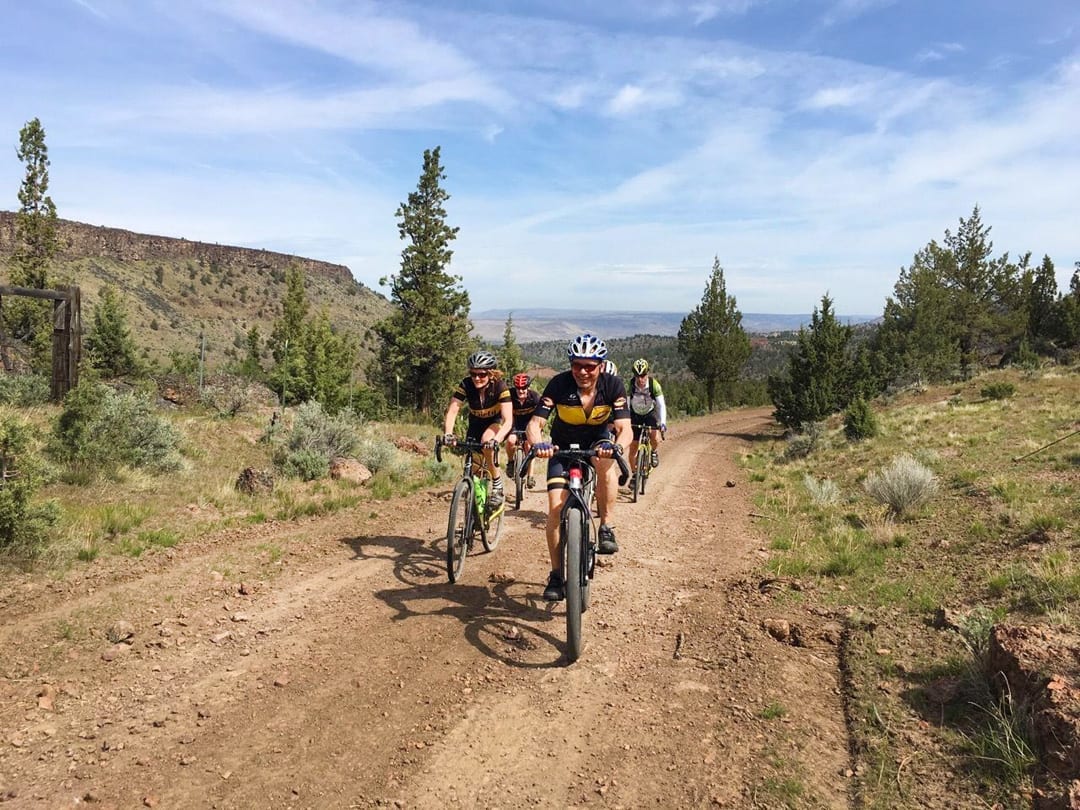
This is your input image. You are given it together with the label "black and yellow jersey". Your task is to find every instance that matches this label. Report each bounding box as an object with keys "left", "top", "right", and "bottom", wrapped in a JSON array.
[
  {"left": 511, "top": 389, "right": 541, "bottom": 429},
  {"left": 452, "top": 376, "right": 511, "bottom": 421},
  {"left": 534, "top": 371, "right": 629, "bottom": 448}
]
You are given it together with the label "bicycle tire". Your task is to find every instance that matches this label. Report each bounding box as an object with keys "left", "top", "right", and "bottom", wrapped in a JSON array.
[
  {"left": 513, "top": 447, "right": 525, "bottom": 509},
  {"left": 446, "top": 479, "right": 471, "bottom": 582},
  {"left": 634, "top": 447, "right": 648, "bottom": 502},
  {"left": 480, "top": 485, "right": 504, "bottom": 552},
  {"left": 564, "top": 506, "right": 586, "bottom": 663}
]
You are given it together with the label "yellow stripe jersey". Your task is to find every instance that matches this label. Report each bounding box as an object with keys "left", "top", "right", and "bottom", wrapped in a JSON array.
[
  {"left": 452, "top": 377, "right": 511, "bottom": 420},
  {"left": 534, "top": 370, "right": 630, "bottom": 447}
]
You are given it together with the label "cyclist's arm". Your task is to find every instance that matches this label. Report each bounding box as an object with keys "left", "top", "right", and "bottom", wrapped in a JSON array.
[
  {"left": 494, "top": 400, "right": 513, "bottom": 443},
  {"left": 443, "top": 398, "right": 462, "bottom": 436},
  {"left": 655, "top": 393, "right": 667, "bottom": 428},
  {"left": 612, "top": 416, "right": 632, "bottom": 455},
  {"left": 525, "top": 414, "right": 547, "bottom": 447}
]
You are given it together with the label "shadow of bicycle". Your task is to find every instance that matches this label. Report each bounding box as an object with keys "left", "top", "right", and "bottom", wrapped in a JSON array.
[{"left": 338, "top": 531, "right": 570, "bottom": 667}]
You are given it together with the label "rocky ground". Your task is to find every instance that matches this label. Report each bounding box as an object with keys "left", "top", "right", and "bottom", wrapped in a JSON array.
[{"left": 0, "top": 408, "right": 857, "bottom": 808}]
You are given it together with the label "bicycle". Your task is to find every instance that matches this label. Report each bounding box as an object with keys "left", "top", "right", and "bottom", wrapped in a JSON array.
[
  {"left": 435, "top": 436, "right": 506, "bottom": 583},
  {"left": 521, "top": 442, "right": 630, "bottom": 662},
  {"left": 508, "top": 429, "right": 527, "bottom": 510},
  {"left": 631, "top": 426, "right": 665, "bottom": 502}
]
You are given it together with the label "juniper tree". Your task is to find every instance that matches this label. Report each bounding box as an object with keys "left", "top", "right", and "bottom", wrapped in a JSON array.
[
  {"left": 5, "top": 118, "right": 60, "bottom": 369},
  {"left": 677, "top": 257, "right": 750, "bottom": 411},
  {"left": 501, "top": 313, "right": 525, "bottom": 378},
  {"left": 768, "top": 294, "right": 858, "bottom": 429},
  {"left": 85, "top": 286, "right": 141, "bottom": 378},
  {"left": 374, "top": 147, "right": 471, "bottom": 414}
]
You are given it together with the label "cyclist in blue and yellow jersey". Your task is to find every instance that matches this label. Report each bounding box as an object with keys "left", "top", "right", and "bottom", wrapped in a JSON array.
[
  {"left": 526, "top": 333, "right": 631, "bottom": 601},
  {"left": 627, "top": 358, "right": 667, "bottom": 489},
  {"left": 504, "top": 373, "right": 541, "bottom": 489},
  {"left": 442, "top": 351, "right": 514, "bottom": 509}
]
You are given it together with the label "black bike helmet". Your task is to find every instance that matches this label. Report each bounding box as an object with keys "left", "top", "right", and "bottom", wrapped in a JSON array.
[
  {"left": 467, "top": 350, "right": 498, "bottom": 370},
  {"left": 566, "top": 333, "right": 608, "bottom": 362}
]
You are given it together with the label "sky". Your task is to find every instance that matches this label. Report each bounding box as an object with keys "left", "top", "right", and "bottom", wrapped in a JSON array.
[{"left": 2, "top": 0, "right": 1078, "bottom": 316}]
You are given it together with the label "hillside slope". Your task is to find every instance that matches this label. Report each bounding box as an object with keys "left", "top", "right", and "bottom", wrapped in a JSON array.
[{"left": 0, "top": 212, "right": 393, "bottom": 373}]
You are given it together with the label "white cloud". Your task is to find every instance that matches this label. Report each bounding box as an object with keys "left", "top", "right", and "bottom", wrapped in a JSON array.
[{"left": 914, "top": 42, "right": 964, "bottom": 63}]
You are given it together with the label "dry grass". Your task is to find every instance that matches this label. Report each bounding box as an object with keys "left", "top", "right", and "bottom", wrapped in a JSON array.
[
  {"left": 746, "top": 364, "right": 1079, "bottom": 807},
  {"left": 5, "top": 402, "right": 451, "bottom": 571}
]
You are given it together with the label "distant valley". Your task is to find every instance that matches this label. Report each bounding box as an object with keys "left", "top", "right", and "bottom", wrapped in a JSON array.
[{"left": 472, "top": 308, "right": 879, "bottom": 342}]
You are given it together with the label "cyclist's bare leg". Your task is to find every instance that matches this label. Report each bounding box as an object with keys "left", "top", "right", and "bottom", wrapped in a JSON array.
[
  {"left": 481, "top": 425, "right": 501, "bottom": 480},
  {"left": 594, "top": 456, "right": 618, "bottom": 526},
  {"left": 649, "top": 427, "right": 661, "bottom": 462},
  {"left": 545, "top": 487, "right": 569, "bottom": 570}
]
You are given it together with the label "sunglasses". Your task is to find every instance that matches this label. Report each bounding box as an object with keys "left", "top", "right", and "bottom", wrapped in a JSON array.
[
  {"left": 571, "top": 362, "right": 600, "bottom": 373},
  {"left": 469, "top": 371, "right": 490, "bottom": 379}
]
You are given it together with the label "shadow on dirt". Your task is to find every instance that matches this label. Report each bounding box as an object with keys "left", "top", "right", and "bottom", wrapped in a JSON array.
[
  {"left": 702, "top": 428, "right": 779, "bottom": 443},
  {"left": 339, "top": 532, "right": 570, "bottom": 668}
]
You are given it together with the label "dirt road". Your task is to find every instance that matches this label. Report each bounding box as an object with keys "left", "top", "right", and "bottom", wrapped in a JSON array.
[{"left": 0, "top": 408, "right": 851, "bottom": 808}]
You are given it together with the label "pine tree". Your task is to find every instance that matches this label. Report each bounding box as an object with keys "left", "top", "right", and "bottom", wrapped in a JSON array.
[
  {"left": 267, "top": 265, "right": 310, "bottom": 404},
  {"left": 767, "top": 294, "right": 855, "bottom": 429},
  {"left": 374, "top": 147, "right": 471, "bottom": 414},
  {"left": 872, "top": 246, "right": 960, "bottom": 385},
  {"left": 5, "top": 118, "right": 60, "bottom": 370},
  {"left": 85, "top": 286, "right": 140, "bottom": 378},
  {"left": 266, "top": 267, "right": 357, "bottom": 410},
  {"left": 939, "top": 206, "right": 1019, "bottom": 376},
  {"left": 501, "top": 313, "right": 525, "bottom": 377},
  {"left": 677, "top": 258, "right": 750, "bottom": 411}
]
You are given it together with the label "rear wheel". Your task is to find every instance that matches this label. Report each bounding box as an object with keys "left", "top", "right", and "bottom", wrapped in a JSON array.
[
  {"left": 564, "top": 507, "right": 586, "bottom": 663},
  {"left": 446, "top": 479, "right": 471, "bottom": 582},
  {"left": 513, "top": 447, "right": 525, "bottom": 509}
]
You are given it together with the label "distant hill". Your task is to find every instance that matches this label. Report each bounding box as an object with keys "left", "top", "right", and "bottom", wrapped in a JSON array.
[
  {"left": 0, "top": 212, "right": 392, "bottom": 374},
  {"left": 474, "top": 308, "right": 878, "bottom": 341}
]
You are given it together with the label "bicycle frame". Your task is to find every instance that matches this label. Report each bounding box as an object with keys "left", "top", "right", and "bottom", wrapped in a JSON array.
[
  {"left": 521, "top": 443, "right": 630, "bottom": 662},
  {"left": 435, "top": 436, "right": 505, "bottom": 582}
]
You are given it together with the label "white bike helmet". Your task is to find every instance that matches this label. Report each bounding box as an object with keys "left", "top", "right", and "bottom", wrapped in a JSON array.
[
  {"left": 566, "top": 333, "right": 608, "bottom": 362},
  {"left": 467, "top": 350, "right": 498, "bottom": 370},
  {"left": 602, "top": 360, "right": 618, "bottom": 376}
]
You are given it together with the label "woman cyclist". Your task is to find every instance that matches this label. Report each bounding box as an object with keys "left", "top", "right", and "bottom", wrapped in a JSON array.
[
  {"left": 505, "top": 373, "right": 540, "bottom": 489},
  {"left": 442, "top": 351, "right": 513, "bottom": 509}
]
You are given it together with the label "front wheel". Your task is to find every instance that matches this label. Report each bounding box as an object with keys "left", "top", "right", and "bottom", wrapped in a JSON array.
[
  {"left": 480, "top": 485, "right": 504, "bottom": 552},
  {"left": 634, "top": 447, "right": 648, "bottom": 502},
  {"left": 564, "top": 507, "right": 586, "bottom": 663},
  {"left": 446, "top": 479, "right": 472, "bottom": 582},
  {"left": 513, "top": 447, "right": 525, "bottom": 510}
]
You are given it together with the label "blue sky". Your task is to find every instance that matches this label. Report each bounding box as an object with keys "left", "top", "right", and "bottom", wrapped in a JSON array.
[{"left": 2, "top": 0, "right": 1078, "bottom": 316}]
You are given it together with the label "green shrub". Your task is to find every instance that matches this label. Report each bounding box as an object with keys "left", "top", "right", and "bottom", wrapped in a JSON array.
[
  {"left": 781, "top": 421, "right": 822, "bottom": 462},
  {"left": 843, "top": 396, "right": 878, "bottom": 441},
  {"left": 280, "top": 448, "right": 330, "bottom": 481},
  {"left": 275, "top": 401, "right": 360, "bottom": 480},
  {"left": 980, "top": 382, "right": 1015, "bottom": 400},
  {"left": 356, "top": 437, "right": 400, "bottom": 474},
  {"left": 48, "top": 380, "right": 185, "bottom": 475},
  {"left": 864, "top": 454, "right": 939, "bottom": 519},
  {"left": 0, "top": 373, "right": 50, "bottom": 406},
  {"left": 0, "top": 411, "right": 61, "bottom": 554}
]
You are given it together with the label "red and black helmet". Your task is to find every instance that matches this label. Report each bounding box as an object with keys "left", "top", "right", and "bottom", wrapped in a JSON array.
[{"left": 512, "top": 373, "right": 531, "bottom": 389}]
